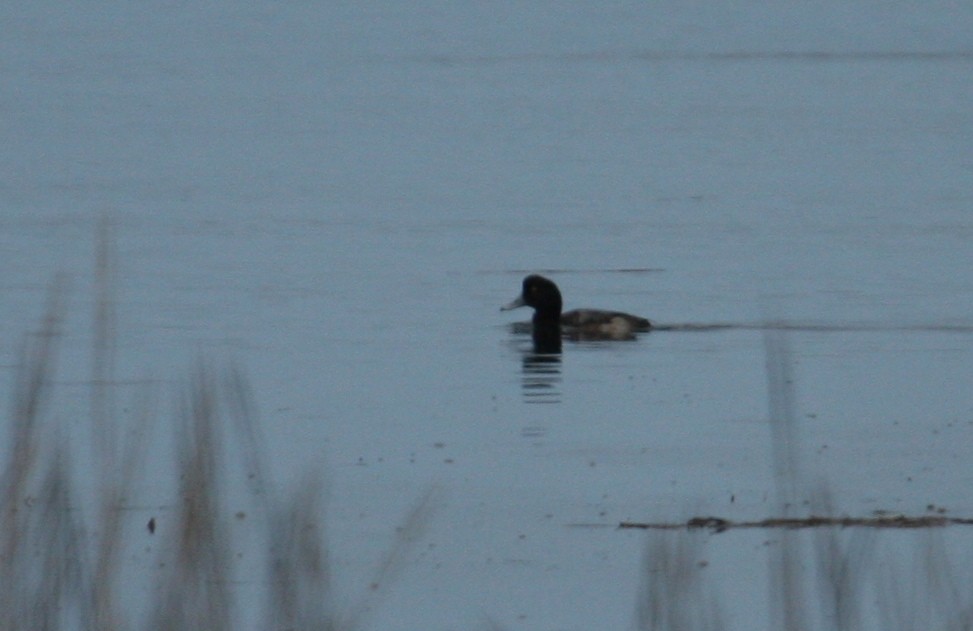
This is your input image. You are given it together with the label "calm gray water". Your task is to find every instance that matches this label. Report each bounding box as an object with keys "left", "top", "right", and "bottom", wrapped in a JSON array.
[{"left": 3, "top": 3, "right": 973, "bottom": 629}]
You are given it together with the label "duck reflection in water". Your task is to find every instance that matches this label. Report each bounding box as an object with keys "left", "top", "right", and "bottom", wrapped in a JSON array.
[
  {"left": 520, "top": 340, "right": 562, "bottom": 404},
  {"left": 501, "top": 274, "right": 652, "bottom": 350}
]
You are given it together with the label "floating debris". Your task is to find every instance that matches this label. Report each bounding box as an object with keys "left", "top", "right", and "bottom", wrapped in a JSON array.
[{"left": 619, "top": 514, "right": 973, "bottom": 533}]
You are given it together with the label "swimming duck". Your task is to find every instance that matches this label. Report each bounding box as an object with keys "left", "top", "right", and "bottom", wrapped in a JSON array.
[{"left": 501, "top": 274, "right": 651, "bottom": 338}]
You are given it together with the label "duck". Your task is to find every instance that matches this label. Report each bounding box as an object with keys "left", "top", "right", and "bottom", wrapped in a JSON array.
[{"left": 501, "top": 274, "right": 651, "bottom": 339}]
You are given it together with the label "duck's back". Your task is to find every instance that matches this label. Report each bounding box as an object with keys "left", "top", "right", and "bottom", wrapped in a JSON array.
[{"left": 561, "top": 309, "right": 652, "bottom": 333}]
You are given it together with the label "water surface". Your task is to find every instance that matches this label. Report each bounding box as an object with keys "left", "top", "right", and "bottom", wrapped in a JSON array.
[{"left": 2, "top": 3, "right": 973, "bottom": 629}]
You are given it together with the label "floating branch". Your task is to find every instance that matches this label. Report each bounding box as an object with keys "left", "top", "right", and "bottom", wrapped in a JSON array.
[{"left": 619, "top": 514, "right": 973, "bottom": 533}]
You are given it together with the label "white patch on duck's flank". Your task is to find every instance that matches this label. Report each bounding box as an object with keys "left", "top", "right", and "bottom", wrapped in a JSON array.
[{"left": 603, "top": 316, "right": 635, "bottom": 337}]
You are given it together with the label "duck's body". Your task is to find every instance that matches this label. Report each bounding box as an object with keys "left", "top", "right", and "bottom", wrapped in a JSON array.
[
  {"left": 560, "top": 308, "right": 652, "bottom": 336},
  {"left": 501, "top": 275, "right": 651, "bottom": 338}
]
